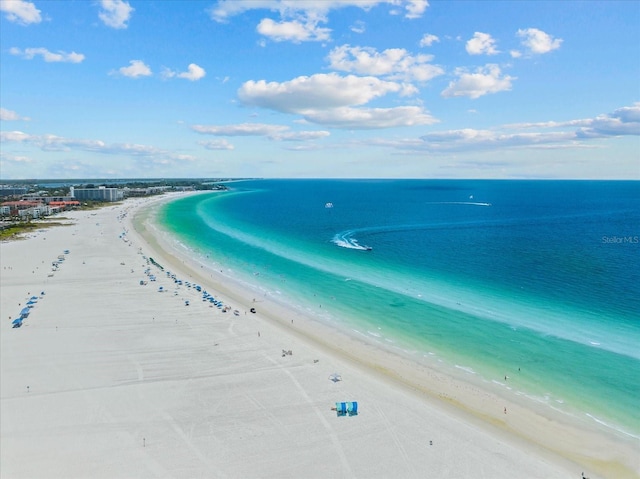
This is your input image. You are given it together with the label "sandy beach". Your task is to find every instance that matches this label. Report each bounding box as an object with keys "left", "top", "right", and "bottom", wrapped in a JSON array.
[{"left": 1, "top": 194, "right": 637, "bottom": 479}]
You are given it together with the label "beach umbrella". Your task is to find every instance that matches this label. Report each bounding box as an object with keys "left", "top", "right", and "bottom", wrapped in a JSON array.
[{"left": 329, "top": 373, "right": 342, "bottom": 383}]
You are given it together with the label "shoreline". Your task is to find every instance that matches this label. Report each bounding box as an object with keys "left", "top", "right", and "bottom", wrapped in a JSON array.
[
  {"left": 135, "top": 193, "right": 639, "bottom": 478},
  {"left": 1, "top": 194, "right": 636, "bottom": 478}
]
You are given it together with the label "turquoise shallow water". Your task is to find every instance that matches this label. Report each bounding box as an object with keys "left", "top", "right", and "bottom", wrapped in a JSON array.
[{"left": 160, "top": 179, "right": 640, "bottom": 437}]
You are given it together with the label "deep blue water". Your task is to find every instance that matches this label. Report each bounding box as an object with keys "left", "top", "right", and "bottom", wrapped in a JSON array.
[{"left": 160, "top": 179, "right": 640, "bottom": 437}]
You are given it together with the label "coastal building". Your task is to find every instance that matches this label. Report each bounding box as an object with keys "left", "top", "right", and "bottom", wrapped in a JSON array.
[
  {"left": 0, "top": 201, "right": 51, "bottom": 219},
  {"left": 122, "top": 186, "right": 172, "bottom": 197},
  {"left": 71, "top": 186, "right": 124, "bottom": 202}
]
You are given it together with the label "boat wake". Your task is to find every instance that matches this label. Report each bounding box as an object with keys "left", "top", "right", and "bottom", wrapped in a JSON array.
[
  {"left": 425, "top": 201, "right": 492, "bottom": 207},
  {"left": 332, "top": 231, "right": 372, "bottom": 251}
]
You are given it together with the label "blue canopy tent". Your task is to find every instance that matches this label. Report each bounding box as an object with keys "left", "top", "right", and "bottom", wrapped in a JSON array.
[
  {"left": 12, "top": 318, "right": 23, "bottom": 328},
  {"left": 334, "top": 401, "right": 358, "bottom": 417},
  {"left": 20, "top": 307, "right": 30, "bottom": 318}
]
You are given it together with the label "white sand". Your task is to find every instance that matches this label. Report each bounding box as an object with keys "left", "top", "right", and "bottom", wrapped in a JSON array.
[{"left": 1, "top": 195, "right": 637, "bottom": 479}]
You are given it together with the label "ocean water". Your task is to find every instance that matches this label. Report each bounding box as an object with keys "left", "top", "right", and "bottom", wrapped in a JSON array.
[{"left": 159, "top": 179, "right": 640, "bottom": 437}]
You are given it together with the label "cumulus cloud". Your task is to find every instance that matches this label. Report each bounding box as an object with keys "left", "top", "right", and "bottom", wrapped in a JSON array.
[
  {"left": 0, "top": 0, "right": 41, "bottom": 25},
  {"left": 98, "top": 0, "right": 133, "bottom": 29},
  {"left": 301, "top": 105, "right": 437, "bottom": 129},
  {"left": 257, "top": 17, "right": 330, "bottom": 42},
  {"left": 403, "top": 0, "right": 428, "bottom": 19},
  {"left": 237, "top": 72, "right": 436, "bottom": 129},
  {"left": 0, "top": 107, "right": 30, "bottom": 121},
  {"left": 576, "top": 103, "right": 640, "bottom": 138},
  {"left": 517, "top": 28, "right": 562, "bottom": 54},
  {"left": 327, "top": 45, "right": 444, "bottom": 82},
  {"left": 390, "top": 103, "right": 640, "bottom": 155},
  {"left": 441, "top": 64, "right": 514, "bottom": 99},
  {"left": 163, "top": 63, "right": 206, "bottom": 81},
  {"left": 209, "top": 1, "right": 428, "bottom": 42},
  {"left": 504, "top": 104, "right": 640, "bottom": 138},
  {"left": 210, "top": 1, "right": 429, "bottom": 22},
  {"left": 114, "top": 60, "right": 152, "bottom": 78},
  {"left": 238, "top": 73, "right": 412, "bottom": 113},
  {"left": 9, "top": 47, "right": 85, "bottom": 63},
  {"left": 419, "top": 33, "right": 439, "bottom": 47},
  {"left": 465, "top": 32, "right": 499, "bottom": 55}
]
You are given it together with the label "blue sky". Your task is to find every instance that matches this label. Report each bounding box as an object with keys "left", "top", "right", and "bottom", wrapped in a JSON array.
[{"left": 1, "top": 0, "right": 638, "bottom": 179}]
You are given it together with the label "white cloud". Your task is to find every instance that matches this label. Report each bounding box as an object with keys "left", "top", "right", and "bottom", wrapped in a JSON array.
[
  {"left": 0, "top": 129, "right": 196, "bottom": 162},
  {"left": 576, "top": 103, "right": 640, "bottom": 138},
  {"left": 327, "top": 45, "right": 444, "bottom": 82},
  {"left": 301, "top": 105, "right": 437, "bottom": 129},
  {"left": 394, "top": 103, "right": 640, "bottom": 154},
  {"left": 199, "top": 139, "right": 235, "bottom": 150},
  {"left": 271, "top": 130, "right": 330, "bottom": 141},
  {"left": 465, "top": 32, "right": 499, "bottom": 55},
  {"left": 238, "top": 73, "right": 413, "bottom": 113},
  {"left": 164, "top": 63, "right": 206, "bottom": 81},
  {"left": 192, "top": 122, "right": 330, "bottom": 141},
  {"left": 209, "top": 1, "right": 428, "bottom": 43},
  {"left": 192, "top": 123, "right": 289, "bottom": 137},
  {"left": 404, "top": 0, "right": 428, "bottom": 19},
  {"left": 115, "top": 60, "right": 152, "bottom": 78},
  {"left": 210, "top": 1, "right": 429, "bottom": 22},
  {"left": 257, "top": 17, "right": 330, "bottom": 42},
  {"left": 419, "top": 33, "right": 439, "bottom": 47},
  {"left": 98, "top": 0, "right": 133, "bottom": 29},
  {"left": 0, "top": 0, "right": 41, "bottom": 25},
  {"left": 510, "top": 50, "right": 522, "bottom": 58},
  {"left": 0, "top": 107, "right": 30, "bottom": 121},
  {"left": 517, "top": 28, "right": 562, "bottom": 54},
  {"left": 0, "top": 152, "right": 33, "bottom": 163},
  {"left": 9, "top": 47, "right": 85, "bottom": 63},
  {"left": 441, "top": 64, "right": 514, "bottom": 99},
  {"left": 350, "top": 20, "right": 365, "bottom": 34}
]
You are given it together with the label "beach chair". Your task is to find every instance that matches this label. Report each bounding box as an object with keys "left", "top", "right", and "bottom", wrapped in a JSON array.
[
  {"left": 335, "top": 402, "right": 347, "bottom": 417},
  {"left": 347, "top": 401, "right": 358, "bottom": 416}
]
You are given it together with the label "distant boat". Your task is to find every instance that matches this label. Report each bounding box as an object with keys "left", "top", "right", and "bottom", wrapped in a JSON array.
[
  {"left": 325, "top": 202, "right": 333, "bottom": 208},
  {"left": 364, "top": 246, "right": 372, "bottom": 251}
]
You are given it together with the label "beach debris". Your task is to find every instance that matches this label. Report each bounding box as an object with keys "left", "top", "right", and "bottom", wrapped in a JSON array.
[
  {"left": 281, "top": 349, "right": 293, "bottom": 357},
  {"left": 329, "top": 373, "right": 342, "bottom": 382}
]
